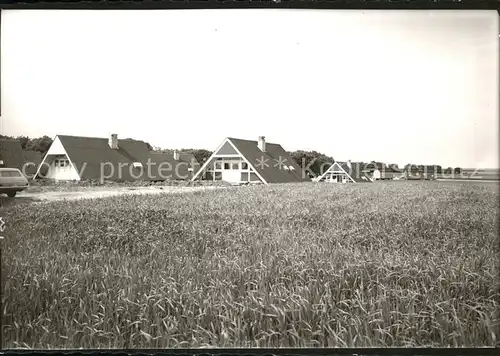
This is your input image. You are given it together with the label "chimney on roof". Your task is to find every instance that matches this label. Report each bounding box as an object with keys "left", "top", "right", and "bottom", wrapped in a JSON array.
[
  {"left": 258, "top": 136, "right": 266, "bottom": 152},
  {"left": 109, "top": 134, "right": 118, "bottom": 149},
  {"left": 347, "top": 160, "right": 352, "bottom": 170},
  {"left": 173, "top": 150, "right": 180, "bottom": 161}
]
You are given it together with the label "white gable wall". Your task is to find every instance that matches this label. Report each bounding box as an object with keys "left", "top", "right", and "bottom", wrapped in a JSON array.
[
  {"left": 191, "top": 138, "right": 267, "bottom": 184},
  {"left": 45, "top": 136, "right": 67, "bottom": 155},
  {"left": 44, "top": 159, "right": 80, "bottom": 180},
  {"left": 35, "top": 136, "right": 81, "bottom": 181},
  {"left": 316, "top": 162, "right": 355, "bottom": 183}
]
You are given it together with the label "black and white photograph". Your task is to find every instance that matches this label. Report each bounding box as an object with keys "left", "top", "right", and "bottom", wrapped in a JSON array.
[{"left": 0, "top": 6, "right": 499, "bottom": 349}]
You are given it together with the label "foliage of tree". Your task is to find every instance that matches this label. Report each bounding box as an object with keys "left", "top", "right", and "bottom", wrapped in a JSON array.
[
  {"left": 0, "top": 134, "right": 53, "bottom": 156},
  {"left": 288, "top": 150, "right": 334, "bottom": 177},
  {"left": 370, "top": 161, "right": 387, "bottom": 169},
  {"left": 388, "top": 163, "right": 400, "bottom": 171},
  {"left": 181, "top": 149, "right": 213, "bottom": 164},
  {"left": 155, "top": 148, "right": 213, "bottom": 164},
  {"left": 404, "top": 164, "right": 415, "bottom": 171}
]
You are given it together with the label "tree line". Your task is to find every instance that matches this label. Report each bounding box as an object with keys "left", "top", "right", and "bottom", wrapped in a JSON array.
[{"left": 1, "top": 135, "right": 54, "bottom": 156}]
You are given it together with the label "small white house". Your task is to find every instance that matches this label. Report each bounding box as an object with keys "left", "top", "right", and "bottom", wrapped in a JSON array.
[
  {"left": 316, "top": 161, "right": 373, "bottom": 183},
  {"left": 372, "top": 169, "right": 381, "bottom": 180},
  {"left": 192, "top": 136, "right": 309, "bottom": 185}
]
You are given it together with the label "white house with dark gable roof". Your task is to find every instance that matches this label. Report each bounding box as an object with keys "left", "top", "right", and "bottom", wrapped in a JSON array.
[{"left": 192, "top": 136, "right": 310, "bottom": 185}]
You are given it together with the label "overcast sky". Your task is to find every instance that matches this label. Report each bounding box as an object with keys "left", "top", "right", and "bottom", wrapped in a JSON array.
[{"left": 1, "top": 10, "right": 498, "bottom": 168}]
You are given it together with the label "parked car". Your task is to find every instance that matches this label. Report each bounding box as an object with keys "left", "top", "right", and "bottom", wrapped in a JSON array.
[{"left": 0, "top": 168, "right": 29, "bottom": 197}]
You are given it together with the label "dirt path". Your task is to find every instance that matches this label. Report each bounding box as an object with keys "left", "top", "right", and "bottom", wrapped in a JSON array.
[{"left": 12, "top": 186, "right": 223, "bottom": 203}]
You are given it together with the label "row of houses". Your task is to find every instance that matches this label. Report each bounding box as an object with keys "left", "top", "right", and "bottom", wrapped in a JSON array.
[{"left": 0, "top": 134, "right": 437, "bottom": 185}]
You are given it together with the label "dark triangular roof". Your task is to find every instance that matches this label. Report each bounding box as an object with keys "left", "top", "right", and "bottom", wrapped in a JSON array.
[
  {"left": 228, "top": 137, "right": 310, "bottom": 184},
  {"left": 145, "top": 151, "right": 200, "bottom": 180},
  {"left": 337, "top": 162, "right": 373, "bottom": 183},
  {"left": 48, "top": 135, "right": 198, "bottom": 181},
  {"left": 0, "top": 139, "right": 25, "bottom": 170}
]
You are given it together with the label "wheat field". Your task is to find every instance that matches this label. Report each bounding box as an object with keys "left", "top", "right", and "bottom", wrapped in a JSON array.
[{"left": 2, "top": 181, "right": 499, "bottom": 348}]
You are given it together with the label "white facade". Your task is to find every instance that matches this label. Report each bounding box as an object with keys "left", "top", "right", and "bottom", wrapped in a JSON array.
[
  {"left": 316, "top": 162, "right": 357, "bottom": 183},
  {"left": 35, "top": 136, "right": 81, "bottom": 181},
  {"left": 372, "top": 169, "right": 381, "bottom": 180},
  {"left": 206, "top": 157, "right": 259, "bottom": 184},
  {"left": 192, "top": 138, "right": 267, "bottom": 185}
]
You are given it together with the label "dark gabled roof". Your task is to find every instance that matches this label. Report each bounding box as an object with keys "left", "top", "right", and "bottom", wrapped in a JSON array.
[
  {"left": 50, "top": 135, "right": 199, "bottom": 181},
  {"left": 0, "top": 139, "right": 25, "bottom": 170},
  {"left": 22, "top": 150, "right": 42, "bottom": 176},
  {"left": 337, "top": 162, "right": 373, "bottom": 183},
  {"left": 23, "top": 150, "right": 42, "bottom": 163},
  {"left": 145, "top": 151, "right": 200, "bottom": 180},
  {"left": 228, "top": 138, "right": 310, "bottom": 184}
]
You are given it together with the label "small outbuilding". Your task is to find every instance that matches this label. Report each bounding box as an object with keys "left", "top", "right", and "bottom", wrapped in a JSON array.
[{"left": 363, "top": 163, "right": 403, "bottom": 180}]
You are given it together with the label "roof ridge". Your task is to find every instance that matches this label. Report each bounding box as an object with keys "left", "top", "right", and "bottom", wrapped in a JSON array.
[
  {"left": 228, "top": 137, "right": 280, "bottom": 146},
  {"left": 58, "top": 134, "right": 145, "bottom": 143}
]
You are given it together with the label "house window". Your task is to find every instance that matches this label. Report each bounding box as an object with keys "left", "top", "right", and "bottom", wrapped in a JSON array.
[
  {"left": 215, "top": 162, "right": 222, "bottom": 170},
  {"left": 242, "top": 162, "right": 248, "bottom": 170},
  {"left": 224, "top": 163, "right": 230, "bottom": 170},
  {"left": 232, "top": 163, "right": 239, "bottom": 170},
  {"left": 214, "top": 172, "right": 222, "bottom": 180},
  {"left": 55, "top": 159, "right": 69, "bottom": 167}
]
